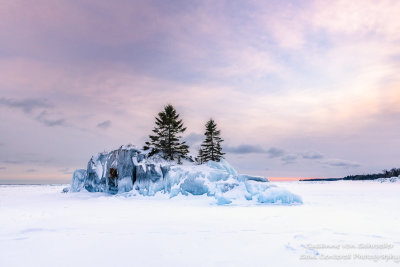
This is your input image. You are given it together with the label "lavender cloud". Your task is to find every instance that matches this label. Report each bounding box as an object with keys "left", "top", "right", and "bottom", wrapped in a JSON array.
[
  {"left": 322, "top": 159, "right": 361, "bottom": 168},
  {"left": 224, "top": 144, "right": 266, "bottom": 154},
  {"left": 281, "top": 154, "right": 298, "bottom": 165},
  {"left": 0, "top": 98, "right": 51, "bottom": 113},
  {"left": 183, "top": 133, "right": 204, "bottom": 146},
  {"left": 302, "top": 151, "right": 324, "bottom": 160},
  {"left": 97, "top": 120, "right": 112, "bottom": 129},
  {"left": 224, "top": 145, "right": 286, "bottom": 160},
  {"left": 35, "top": 111, "right": 66, "bottom": 127}
]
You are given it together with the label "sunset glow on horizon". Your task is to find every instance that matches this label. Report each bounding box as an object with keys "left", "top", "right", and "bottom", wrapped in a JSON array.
[{"left": 268, "top": 177, "right": 317, "bottom": 182}]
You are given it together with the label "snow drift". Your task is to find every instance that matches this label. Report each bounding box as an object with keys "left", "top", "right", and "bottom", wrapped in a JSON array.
[{"left": 69, "top": 145, "right": 302, "bottom": 205}]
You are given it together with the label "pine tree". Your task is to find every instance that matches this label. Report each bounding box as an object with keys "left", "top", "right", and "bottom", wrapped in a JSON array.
[
  {"left": 200, "top": 119, "right": 225, "bottom": 162},
  {"left": 144, "top": 104, "right": 189, "bottom": 160},
  {"left": 196, "top": 148, "right": 205, "bottom": 164}
]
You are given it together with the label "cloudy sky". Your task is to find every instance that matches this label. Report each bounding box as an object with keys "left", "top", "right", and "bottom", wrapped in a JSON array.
[{"left": 0, "top": 0, "right": 399, "bottom": 183}]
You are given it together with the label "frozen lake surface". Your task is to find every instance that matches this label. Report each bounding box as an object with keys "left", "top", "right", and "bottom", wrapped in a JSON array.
[{"left": 1, "top": 181, "right": 399, "bottom": 266}]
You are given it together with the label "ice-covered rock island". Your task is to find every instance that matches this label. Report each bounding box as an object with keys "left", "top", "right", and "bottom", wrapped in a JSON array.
[{"left": 70, "top": 145, "right": 302, "bottom": 205}]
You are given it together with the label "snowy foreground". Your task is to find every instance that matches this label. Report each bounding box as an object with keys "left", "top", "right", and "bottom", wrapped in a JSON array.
[{"left": 1, "top": 181, "right": 400, "bottom": 267}]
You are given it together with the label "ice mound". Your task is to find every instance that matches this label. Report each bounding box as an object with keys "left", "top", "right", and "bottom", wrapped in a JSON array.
[
  {"left": 70, "top": 169, "right": 87, "bottom": 192},
  {"left": 69, "top": 145, "right": 302, "bottom": 205},
  {"left": 376, "top": 176, "right": 400, "bottom": 183}
]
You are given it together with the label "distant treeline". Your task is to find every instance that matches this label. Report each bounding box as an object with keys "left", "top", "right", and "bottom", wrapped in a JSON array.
[
  {"left": 300, "top": 168, "right": 400, "bottom": 182},
  {"left": 343, "top": 168, "right": 400, "bottom": 180}
]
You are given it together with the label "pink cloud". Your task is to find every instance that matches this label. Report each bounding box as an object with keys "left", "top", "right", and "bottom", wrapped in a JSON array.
[{"left": 312, "top": 0, "right": 400, "bottom": 40}]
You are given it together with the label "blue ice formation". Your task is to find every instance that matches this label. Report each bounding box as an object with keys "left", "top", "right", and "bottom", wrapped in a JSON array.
[{"left": 69, "top": 145, "right": 302, "bottom": 205}]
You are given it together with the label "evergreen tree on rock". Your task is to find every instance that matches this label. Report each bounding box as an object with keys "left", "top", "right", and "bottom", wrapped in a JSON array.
[
  {"left": 200, "top": 119, "right": 225, "bottom": 162},
  {"left": 144, "top": 104, "right": 189, "bottom": 160},
  {"left": 195, "top": 148, "right": 205, "bottom": 164}
]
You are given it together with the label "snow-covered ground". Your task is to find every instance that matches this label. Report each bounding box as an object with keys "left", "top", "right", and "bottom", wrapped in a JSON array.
[{"left": 0, "top": 181, "right": 399, "bottom": 266}]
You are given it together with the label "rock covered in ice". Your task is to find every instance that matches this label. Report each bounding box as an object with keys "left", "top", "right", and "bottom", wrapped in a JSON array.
[
  {"left": 69, "top": 145, "right": 302, "bottom": 205},
  {"left": 62, "top": 187, "right": 69, "bottom": 193},
  {"left": 70, "top": 169, "right": 87, "bottom": 192}
]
